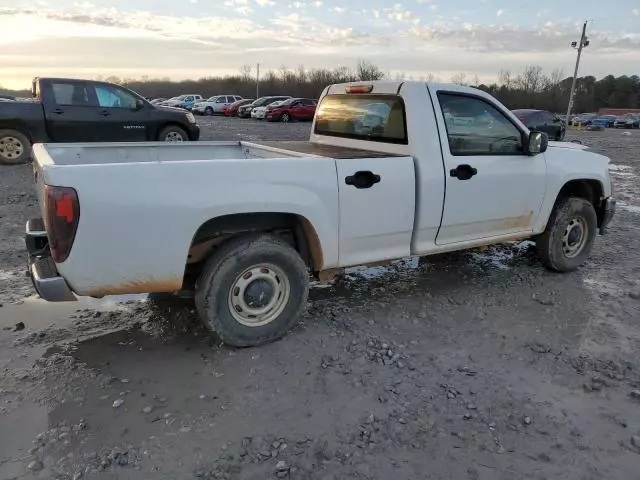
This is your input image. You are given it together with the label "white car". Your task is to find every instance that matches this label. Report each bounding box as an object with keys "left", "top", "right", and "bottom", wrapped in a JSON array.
[
  {"left": 192, "top": 95, "right": 243, "bottom": 116},
  {"left": 26, "top": 81, "right": 615, "bottom": 347},
  {"left": 160, "top": 94, "right": 203, "bottom": 110},
  {"left": 251, "top": 101, "right": 285, "bottom": 119}
]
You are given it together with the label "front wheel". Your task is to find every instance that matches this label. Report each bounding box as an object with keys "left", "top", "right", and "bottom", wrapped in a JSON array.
[
  {"left": 281, "top": 113, "right": 291, "bottom": 123},
  {"left": 0, "top": 129, "right": 31, "bottom": 165},
  {"left": 536, "top": 196, "right": 597, "bottom": 272},
  {"left": 195, "top": 234, "right": 309, "bottom": 347},
  {"left": 205, "top": 107, "right": 213, "bottom": 116},
  {"left": 159, "top": 125, "right": 188, "bottom": 142}
]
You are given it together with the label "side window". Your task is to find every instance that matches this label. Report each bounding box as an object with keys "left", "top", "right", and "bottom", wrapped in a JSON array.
[
  {"left": 215, "top": 97, "right": 225, "bottom": 103},
  {"left": 51, "top": 83, "right": 94, "bottom": 106},
  {"left": 438, "top": 93, "right": 523, "bottom": 156},
  {"left": 94, "top": 85, "right": 137, "bottom": 108},
  {"left": 303, "top": 99, "right": 315, "bottom": 106}
]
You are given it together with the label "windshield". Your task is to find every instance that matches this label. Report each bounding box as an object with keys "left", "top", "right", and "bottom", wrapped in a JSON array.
[
  {"left": 175, "top": 95, "right": 187, "bottom": 100},
  {"left": 206, "top": 96, "right": 218, "bottom": 102},
  {"left": 252, "top": 97, "right": 272, "bottom": 106},
  {"left": 314, "top": 94, "right": 407, "bottom": 144}
]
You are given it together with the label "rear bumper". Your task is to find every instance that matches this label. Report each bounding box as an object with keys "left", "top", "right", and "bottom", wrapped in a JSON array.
[
  {"left": 600, "top": 197, "right": 616, "bottom": 234},
  {"left": 25, "top": 218, "right": 76, "bottom": 302},
  {"left": 187, "top": 124, "right": 200, "bottom": 141}
]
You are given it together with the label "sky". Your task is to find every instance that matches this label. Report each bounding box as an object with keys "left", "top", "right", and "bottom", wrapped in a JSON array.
[{"left": 0, "top": 0, "right": 639, "bottom": 90}]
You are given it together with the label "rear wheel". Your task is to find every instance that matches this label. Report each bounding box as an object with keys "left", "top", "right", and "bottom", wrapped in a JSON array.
[
  {"left": 195, "top": 234, "right": 309, "bottom": 347},
  {"left": 0, "top": 129, "right": 30, "bottom": 165},
  {"left": 536, "top": 196, "right": 597, "bottom": 272},
  {"left": 159, "top": 125, "right": 188, "bottom": 142}
]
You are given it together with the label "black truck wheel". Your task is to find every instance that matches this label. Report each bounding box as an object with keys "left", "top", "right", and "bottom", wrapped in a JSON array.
[
  {"left": 0, "top": 129, "right": 30, "bottom": 165},
  {"left": 536, "top": 196, "right": 597, "bottom": 272},
  {"left": 159, "top": 125, "right": 188, "bottom": 142},
  {"left": 195, "top": 234, "right": 309, "bottom": 347}
]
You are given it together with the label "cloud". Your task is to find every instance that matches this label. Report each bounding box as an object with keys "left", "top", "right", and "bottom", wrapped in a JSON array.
[
  {"left": 385, "top": 4, "right": 420, "bottom": 25},
  {"left": 223, "top": 0, "right": 253, "bottom": 15},
  {"left": 0, "top": 5, "right": 638, "bottom": 89},
  {"left": 255, "top": 0, "right": 275, "bottom": 5},
  {"left": 496, "top": 9, "right": 504, "bottom": 17},
  {"left": 633, "top": 8, "right": 639, "bottom": 16}
]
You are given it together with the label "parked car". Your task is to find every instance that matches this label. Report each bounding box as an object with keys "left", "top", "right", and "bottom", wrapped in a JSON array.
[
  {"left": 511, "top": 109, "right": 566, "bottom": 141},
  {"left": 613, "top": 115, "right": 639, "bottom": 129},
  {"left": 223, "top": 99, "right": 254, "bottom": 116},
  {"left": 266, "top": 98, "right": 317, "bottom": 122},
  {"left": 192, "top": 95, "right": 243, "bottom": 116},
  {"left": 590, "top": 115, "right": 616, "bottom": 128},
  {"left": 0, "top": 94, "right": 15, "bottom": 101},
  {"left": 237, "top": 96, "right": 291, "bottom": 118},
  {"left": 161, "top": 94, "right": 203, "bottom": 110},
  {"left": 0, "top": 77, "right": 199, "bottom": 164},
  {"left": 252, "top": 100, "right": 287, "bottom": 120},
  {"left": 571, "top": 113, "right": 596, "bottom": 126},
  {"left": 25, "top": 81, "right": 615, "bottom": 348},
  {"left": 150, "top": 98, "right": 167, "bottom": 105}
]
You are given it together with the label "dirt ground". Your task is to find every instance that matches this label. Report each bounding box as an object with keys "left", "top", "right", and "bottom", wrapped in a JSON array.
[{"left": 0, "top": 120, "right": 639, "bottom": 480}]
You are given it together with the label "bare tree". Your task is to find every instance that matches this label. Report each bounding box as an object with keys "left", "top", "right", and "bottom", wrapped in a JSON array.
[
  {"left": 450, "top": 72, "right": 467, "bottom": 85},
  {"left": 498, "top": 69, "right": 513, "bottom": 88},
  {"left": 356, "top": 60, "right": 385, "bottom": 81},
  {"left": 239, "top": 65, "right": 252, "bottom": 81}
]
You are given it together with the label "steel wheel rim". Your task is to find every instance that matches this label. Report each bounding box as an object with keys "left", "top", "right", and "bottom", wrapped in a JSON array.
[
  {"left": 0, "top": 136, "right": 24, "bottom": 160},
  {"left": 228, "top": 264, "right": 291, "bottom": 327},
  {"left": 282, "top": 114, "right": 290, "bottom": 123},
  {"left": 165, "top": 131, "right": 184, "bottom": 142},
  {"left": 562, "top": 217, "right": 588, "bottom": 258}
]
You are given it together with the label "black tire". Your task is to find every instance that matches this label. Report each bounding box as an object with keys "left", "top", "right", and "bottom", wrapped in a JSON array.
[
  {"left": 205, "top": 107, "right": 213, "bottom": 116},
  {"left": 0, "top": 129, "right": 31, "bottom": 165},
  {"left": 536, "top": 196, "right": 598, "bottom": 272},
  {"left": 158, "top": 125, "right": 188, "bottom": 142},
  {"left": 281, "top": 113, "right": 291, "bottom": 123},
  {"left": 194, "top": 234, "right": 309, "bottom": 347}
]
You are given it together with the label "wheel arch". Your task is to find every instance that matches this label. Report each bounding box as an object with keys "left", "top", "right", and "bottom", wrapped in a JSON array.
[
  {"left": 537, "top": 179, "right": 605, "bottom": 232},
  {"left": 185, "top": 212, "right": 324, "bottom": 284}
]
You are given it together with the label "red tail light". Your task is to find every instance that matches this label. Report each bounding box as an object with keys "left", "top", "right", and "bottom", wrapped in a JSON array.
[{"left": 44, "top": 185, "right": 80, "bottom": 263}]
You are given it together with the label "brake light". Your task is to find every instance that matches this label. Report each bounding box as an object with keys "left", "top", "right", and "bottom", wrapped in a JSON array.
[
  {"left": 44, "top": 185, "right": 79, "bottom": 263},
  {"left": 345, "top": 85, "right": 373, "bottom": 94}
]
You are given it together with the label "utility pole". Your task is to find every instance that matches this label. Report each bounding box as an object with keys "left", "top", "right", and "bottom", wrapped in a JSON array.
[
  {"left": 565, "top": 21, "right": 589, "bottom": 125},
  {"left": 256, "top": 63, "right": 260, "bottom": 99}
]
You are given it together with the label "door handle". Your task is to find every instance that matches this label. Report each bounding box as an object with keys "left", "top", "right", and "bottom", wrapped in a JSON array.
[
  {"left": 345, "top": 171, "right": 381, "bottom": 189},
  {"left": 52, "top": 108, "right": 64, "bottom": 115},
  {"left": 99, "top": 110, "right": 111, "bottom": 117},
  {"left": 450, "top": 164, "right": 477, "bottom": 181}
]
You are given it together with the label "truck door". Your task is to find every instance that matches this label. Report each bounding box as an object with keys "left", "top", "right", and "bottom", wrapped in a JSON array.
[
  {"left": 42, "top": 80, "right": 101, "bottom": 142},
  {"left": 325, "top": 96, "right": 415, "bottom": 267},
  {"left": 92, "top": 84, "right": 148, "bottom": 141},
  {"left": 431, "top": 90, "right": 547, "bottom": 245}
]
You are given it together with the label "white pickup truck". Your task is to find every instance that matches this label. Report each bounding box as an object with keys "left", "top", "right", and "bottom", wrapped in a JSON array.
[{"left": 25, "top": 81, "right": 616, "bottom": 346}]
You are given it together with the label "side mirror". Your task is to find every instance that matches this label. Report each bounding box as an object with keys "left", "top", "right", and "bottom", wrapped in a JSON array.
[
  {"left": 134, "top": 98, "right": 145, "bottom": 110},
  {"left": 527, "top": 131, "right": 548, "bottom": 155}
]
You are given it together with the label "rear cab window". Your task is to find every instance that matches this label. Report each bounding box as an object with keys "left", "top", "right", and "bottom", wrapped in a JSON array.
[{"left": 314, "top": 95, "right": 407, "bottom": 144}]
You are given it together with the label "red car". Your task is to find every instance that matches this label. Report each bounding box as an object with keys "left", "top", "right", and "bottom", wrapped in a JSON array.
[
  {"left": 266, "top": 98, "right": 317, "bottom": 122},
  {"left": 224, "top": 98, "right": 254, "bottom": 117}
]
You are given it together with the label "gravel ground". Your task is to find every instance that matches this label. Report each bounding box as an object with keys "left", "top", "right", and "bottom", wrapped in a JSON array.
[{"left": 0, "top": 119, "right": 639, "bottom": 480}]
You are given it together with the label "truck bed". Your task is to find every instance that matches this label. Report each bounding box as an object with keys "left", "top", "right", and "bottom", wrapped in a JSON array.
[
  {"left": 254, "top": 141, "right": 405, "bottom": 159},
  {"left": 34, "top": 140, "right": 403, "bottom": 167}
]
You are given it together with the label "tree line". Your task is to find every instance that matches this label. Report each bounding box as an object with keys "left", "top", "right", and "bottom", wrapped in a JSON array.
[{"left": 1, "top": 61, "right": 638, "bottom": 113}]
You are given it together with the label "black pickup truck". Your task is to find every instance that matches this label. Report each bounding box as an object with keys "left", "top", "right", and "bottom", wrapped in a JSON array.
[{"left": 0, "top": 77, "right": 200, "bottom": 164}]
